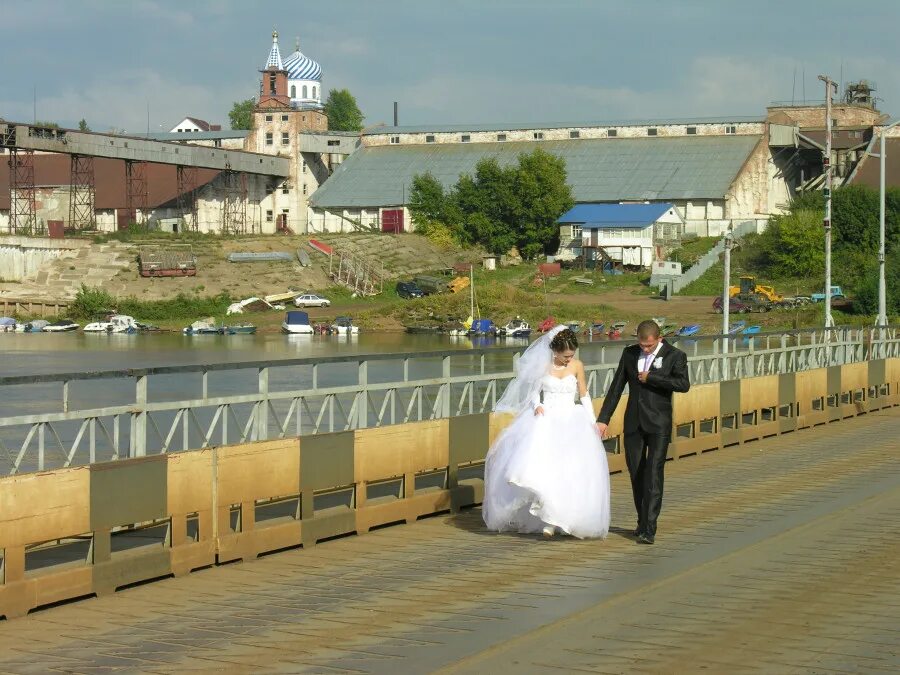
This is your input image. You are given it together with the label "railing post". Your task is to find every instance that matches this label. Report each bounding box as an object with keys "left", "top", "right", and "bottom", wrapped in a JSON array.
[
  {"left": 256, "top": 367, "right": 269, "bottom": 440},
  {"left": 357, "top": 360, "right": 368, "bottom": 429},
  {"left": 131, "top": 374, "right": 147, "bottom": 457},
  {"left": 441, "top": 355, "right": 452, "bottom": 419}
]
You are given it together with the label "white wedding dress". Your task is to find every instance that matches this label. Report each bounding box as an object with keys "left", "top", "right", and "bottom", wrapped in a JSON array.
[{"left": 483, "top": 373, "right": 611, "bottom": 539}]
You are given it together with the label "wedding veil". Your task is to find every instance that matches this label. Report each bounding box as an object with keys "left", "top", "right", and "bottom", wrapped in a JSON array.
[{"left": 494, "top": 324, "right": 567, "bottom": 414}]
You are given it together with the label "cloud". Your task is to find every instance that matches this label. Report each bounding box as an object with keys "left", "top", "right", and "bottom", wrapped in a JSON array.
[{"left": 0, "top": 68, "right": 242, "bottom": 132}]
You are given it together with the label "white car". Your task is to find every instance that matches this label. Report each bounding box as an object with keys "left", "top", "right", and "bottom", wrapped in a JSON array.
[{"left": 293, "top": 293, "right": 331, "bottom": 308}]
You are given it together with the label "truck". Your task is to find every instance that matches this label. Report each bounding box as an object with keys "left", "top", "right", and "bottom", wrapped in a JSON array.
[
  {"left": 729, "top": 276, "right": 783, "bottom": 304},
  {"left": 811, "top": 286, "right": 846, "bottom": 303}
]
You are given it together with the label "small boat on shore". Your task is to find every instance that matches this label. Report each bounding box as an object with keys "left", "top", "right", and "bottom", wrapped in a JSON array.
[
  {"left": 677, "top": 324, "right": 701, "bottom": 337},
  {"left": 282, "top": 310, "right": 314, "bottom": 335},
  {"left": 17, "top": 320, "right": 50, "bottom": 333},
  {"left": 84, "top": 315, "right": 138, "bottom": 334},
  {"left": 468, "top": 318, "right": 497, "bottom": 337},
  {"left": 608, "top": 321, "right": 627, "bottom": 339},
  {"left": 405, "top": 324, "right": 442, "bottom": 334},
  {"left": 728, "top": 320, "right": 747, "bottom": 334},
  {"left": 223, "top": 324, "right": 257, "bottom": 335},
  {"left": 331, "top": 316, "right": 359, "bottom": 335},
  {"left": 42, "top": 319, "right": 80, "bottom": 332},
  {"left": 498, "top": 318, "right": 531, "bottom": 338}
]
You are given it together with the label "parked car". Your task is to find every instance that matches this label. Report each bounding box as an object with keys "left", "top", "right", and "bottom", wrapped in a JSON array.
[
  {"left": 396, "top": 281, "right": 424, "bottom": 299},
  {"left": 293, "top": 293, "right": 331, "bottom": 308},
  {"left": 712, "top": 296, "right": 753, "bottom": 314}
]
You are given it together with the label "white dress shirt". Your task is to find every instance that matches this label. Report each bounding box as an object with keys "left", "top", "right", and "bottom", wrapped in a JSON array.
[{"left": 639, "top": 342, "right": 664, "bottom": 373}]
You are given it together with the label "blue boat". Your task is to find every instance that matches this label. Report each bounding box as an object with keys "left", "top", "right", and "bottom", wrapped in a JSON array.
[
  {"left": 468, "top": 318, "right": 496, "bottom": 336},
  {"left": 677, "top": 324, "right": 701, "bottom": 337},
  {"left": 728, "top": 320, "right": 747, "bottom": 334},
  {"left": 741, "top": 325, "right": 761, "bottom": 336}
]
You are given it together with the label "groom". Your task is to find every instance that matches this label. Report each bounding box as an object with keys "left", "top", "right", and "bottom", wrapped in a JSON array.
[{"left": 596, "top": 319, "right": 690, "bottom": 544}]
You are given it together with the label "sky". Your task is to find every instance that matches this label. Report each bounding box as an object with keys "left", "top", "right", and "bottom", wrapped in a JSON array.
[{"left": 2, "top": 0, "right": 897, "bottom": 133}]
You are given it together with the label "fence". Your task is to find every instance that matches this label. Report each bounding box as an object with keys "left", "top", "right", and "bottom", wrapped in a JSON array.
[{"left": 0, "top": 327, "right": 897, "bottom": 477}]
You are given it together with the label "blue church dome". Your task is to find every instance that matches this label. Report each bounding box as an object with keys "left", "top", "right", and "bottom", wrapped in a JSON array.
[{"left": 284, "top": 49, "right": 321, "bottom": 81}]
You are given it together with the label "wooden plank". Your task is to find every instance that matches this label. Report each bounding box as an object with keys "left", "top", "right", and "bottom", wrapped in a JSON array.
[
  {"left": 216, "top": 439, "right": 300, "bottom": 506},
  {"left": 741, "top": 375, "right": 779, "bottom": 413},
  {"left": 0, "top": 467, "right": 91, "bottom": 547},
  {"left": 354, "top": 420, "right": 449, "bottom": 482}
]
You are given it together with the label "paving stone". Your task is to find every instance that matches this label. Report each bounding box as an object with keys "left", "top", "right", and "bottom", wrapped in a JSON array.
[{"left": 0, "top": 410, "right": 896, "bottom": 673}]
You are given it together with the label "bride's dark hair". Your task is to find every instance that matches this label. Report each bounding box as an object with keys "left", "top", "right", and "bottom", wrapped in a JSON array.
[{"left": 549, "top": 327, "right": 578, "bottom": 352}]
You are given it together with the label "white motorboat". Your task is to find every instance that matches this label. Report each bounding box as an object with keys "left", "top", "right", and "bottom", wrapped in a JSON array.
[
  {"left": 498, "top": 317, "right": 531, "bottom": 338},
  {"left": 281, "top": 310, "right": 314, "bottom": 335},
  {"left": 330, "top": 316, "right": 359, "bottom": 335},
  {"left": 42, "top": 319, "right": 80, "bottom": 332},
  {"left": 84, "top": 314, "right": 138, "bottom": 333}
]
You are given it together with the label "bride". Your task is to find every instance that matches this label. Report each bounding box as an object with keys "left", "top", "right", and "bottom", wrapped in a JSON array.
[{"left": 483, "top": 326, "right": 611, "bottom": 539}]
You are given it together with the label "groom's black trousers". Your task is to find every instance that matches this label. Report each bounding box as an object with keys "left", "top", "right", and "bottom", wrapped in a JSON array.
[{"left": 623, "top": 428, "right": 670, "bottom": 535}]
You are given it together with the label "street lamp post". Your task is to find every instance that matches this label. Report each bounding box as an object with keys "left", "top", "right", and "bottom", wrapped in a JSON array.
[
  {"left": 722, "top": 226, "right": 733, "bottom": 378},
  {"left": 874, "top": 119, "right": 899, "bottom": 330},
  {"left": 819, "top": 74, "right": 838, "bottom": 334}
]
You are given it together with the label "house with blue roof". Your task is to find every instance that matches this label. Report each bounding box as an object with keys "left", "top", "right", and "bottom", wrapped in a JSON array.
[{"left": 555, "top": 203, "right": 685, "bottom": 269}]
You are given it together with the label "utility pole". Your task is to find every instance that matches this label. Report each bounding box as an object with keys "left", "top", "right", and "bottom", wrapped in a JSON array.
[
  {"left": 818, "top": 74, "right": 838, "bottom": 333},
  {"left": 874, "top": 119, "right": 899, "bottom": 331},
  {"left": 722, "top": 226, "right": 734, "bottom": 379}
]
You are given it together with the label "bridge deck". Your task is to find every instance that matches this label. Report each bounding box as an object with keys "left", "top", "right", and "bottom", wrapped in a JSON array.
[{"left": 1, "top": 409, "right": 898, "bottom": 674}]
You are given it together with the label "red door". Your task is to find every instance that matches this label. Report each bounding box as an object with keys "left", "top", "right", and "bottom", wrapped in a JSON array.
[{"left": 381, "top": 209, "right": 403, "bottom": 233}]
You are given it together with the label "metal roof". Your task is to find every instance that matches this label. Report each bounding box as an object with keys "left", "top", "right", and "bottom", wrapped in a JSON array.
[
  {"left": 558, "top": 203, "right": 675, "bottom": 228},
  {"left": 311, "top": 135, "right": 763, "bottom": 209},
  {"left": 363, "top": 116, "right": 764, "bottom": 135}
]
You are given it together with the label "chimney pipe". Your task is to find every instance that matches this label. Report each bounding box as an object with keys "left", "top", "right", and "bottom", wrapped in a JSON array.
[{"left": 393, "top": 101, "right": 398, "bottom": 127}]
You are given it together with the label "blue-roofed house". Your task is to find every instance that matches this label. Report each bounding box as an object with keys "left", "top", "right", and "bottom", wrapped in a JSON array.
[{"left": 556, "top": 203, "right": 685, "bottom": 268}]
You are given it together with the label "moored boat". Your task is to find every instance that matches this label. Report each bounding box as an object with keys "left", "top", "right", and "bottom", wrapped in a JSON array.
[
  {"left": 282, "top": 310, "right": 314, "bottom": 334},
  {"left": 677, "top": 324, "right": 701, "bottom": 337},
  {"left": 498, "top": 317, "right": 531, "bottom": 338},
  {"left": 331, "top": 316, "right": 359, "bottom": 335},
  {"left": 223, "top": 324, "right": 257, "bottom": 335},
  {"left": 84, "top": 315, "right": 139, "bottom": 333},
  {"left": 42, "top": 319, "right": 80, "bottom": 332}
]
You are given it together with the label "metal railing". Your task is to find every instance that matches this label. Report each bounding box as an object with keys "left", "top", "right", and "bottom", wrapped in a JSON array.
[{"left": 1, "top": 327, "right": 897, "bottom": 476}]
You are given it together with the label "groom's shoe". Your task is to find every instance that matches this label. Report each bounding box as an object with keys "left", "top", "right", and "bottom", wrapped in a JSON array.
[
  {"left": 633, "top": 524, "right": 645, "bottom": 537},
  {"left": 637, "top": 532, "right": 655, "bottom": 545}
]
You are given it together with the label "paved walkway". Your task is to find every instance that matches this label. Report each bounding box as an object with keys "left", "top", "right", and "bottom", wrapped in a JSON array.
[{"left": 1, "top": 409, "right": 898, "bottom": 674}]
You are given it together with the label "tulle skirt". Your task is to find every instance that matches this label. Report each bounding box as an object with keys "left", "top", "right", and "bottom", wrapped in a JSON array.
[{"left": 483, "top": 404, "right": 611, "bottom": 539}]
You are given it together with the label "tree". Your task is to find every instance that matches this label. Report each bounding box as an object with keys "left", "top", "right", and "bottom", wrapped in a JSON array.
[
  {"left": 513, "top": 149, "right": 574, "bottom": 258},
  {"left": 228, "top": 98, "right": 255, "bottom": 130},
  {"left": 78, "top": 119, "right": 91, "bottom": 132},
  {"left": 323, "top": 89, "right": 364, "bottom": 132},
  {"left": 408, "top": 172, "right": 448, "bottom": 224},
  {"left": 407, "top": 149, "right": 573, "bottom": 258},
  {"left": 754, "top": 209, "right": 825, "bottom": 278}
]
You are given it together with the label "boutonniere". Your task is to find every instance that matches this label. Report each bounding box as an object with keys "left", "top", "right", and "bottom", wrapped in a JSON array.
[{"left": 652, "top": 357, "right": 663, "bottom": 369}]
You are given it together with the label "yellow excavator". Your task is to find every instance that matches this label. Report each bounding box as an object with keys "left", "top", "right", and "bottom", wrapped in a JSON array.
[{"left": 729, "top": 276, "right": 783, "bottom": 304}]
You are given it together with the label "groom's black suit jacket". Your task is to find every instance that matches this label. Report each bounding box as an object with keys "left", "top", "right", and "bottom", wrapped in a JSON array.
[{"left": 597, "top": 341, "right": 690, "bottom": 435}]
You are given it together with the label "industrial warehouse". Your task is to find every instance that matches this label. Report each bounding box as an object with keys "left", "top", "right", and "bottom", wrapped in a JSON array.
[{"left": 2, "top": 31, "right": 899, "bottom": 242}]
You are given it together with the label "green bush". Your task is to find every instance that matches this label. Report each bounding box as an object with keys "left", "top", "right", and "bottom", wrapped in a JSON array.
[{"left": 70, "top": 285, "right": 232, "bottom": 321}]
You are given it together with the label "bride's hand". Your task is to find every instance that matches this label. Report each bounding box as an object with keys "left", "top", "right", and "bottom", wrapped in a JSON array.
[{"left": 533, "top": 405, "right": 545, "bottom": 416}]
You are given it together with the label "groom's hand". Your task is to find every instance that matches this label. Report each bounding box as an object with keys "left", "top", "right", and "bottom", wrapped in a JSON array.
[
  {"left": 638, "top": 371, "right": 649, "bottom": 383},
  {"left": 596, "top": 422, "right": 608, "bottom": 439}
]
